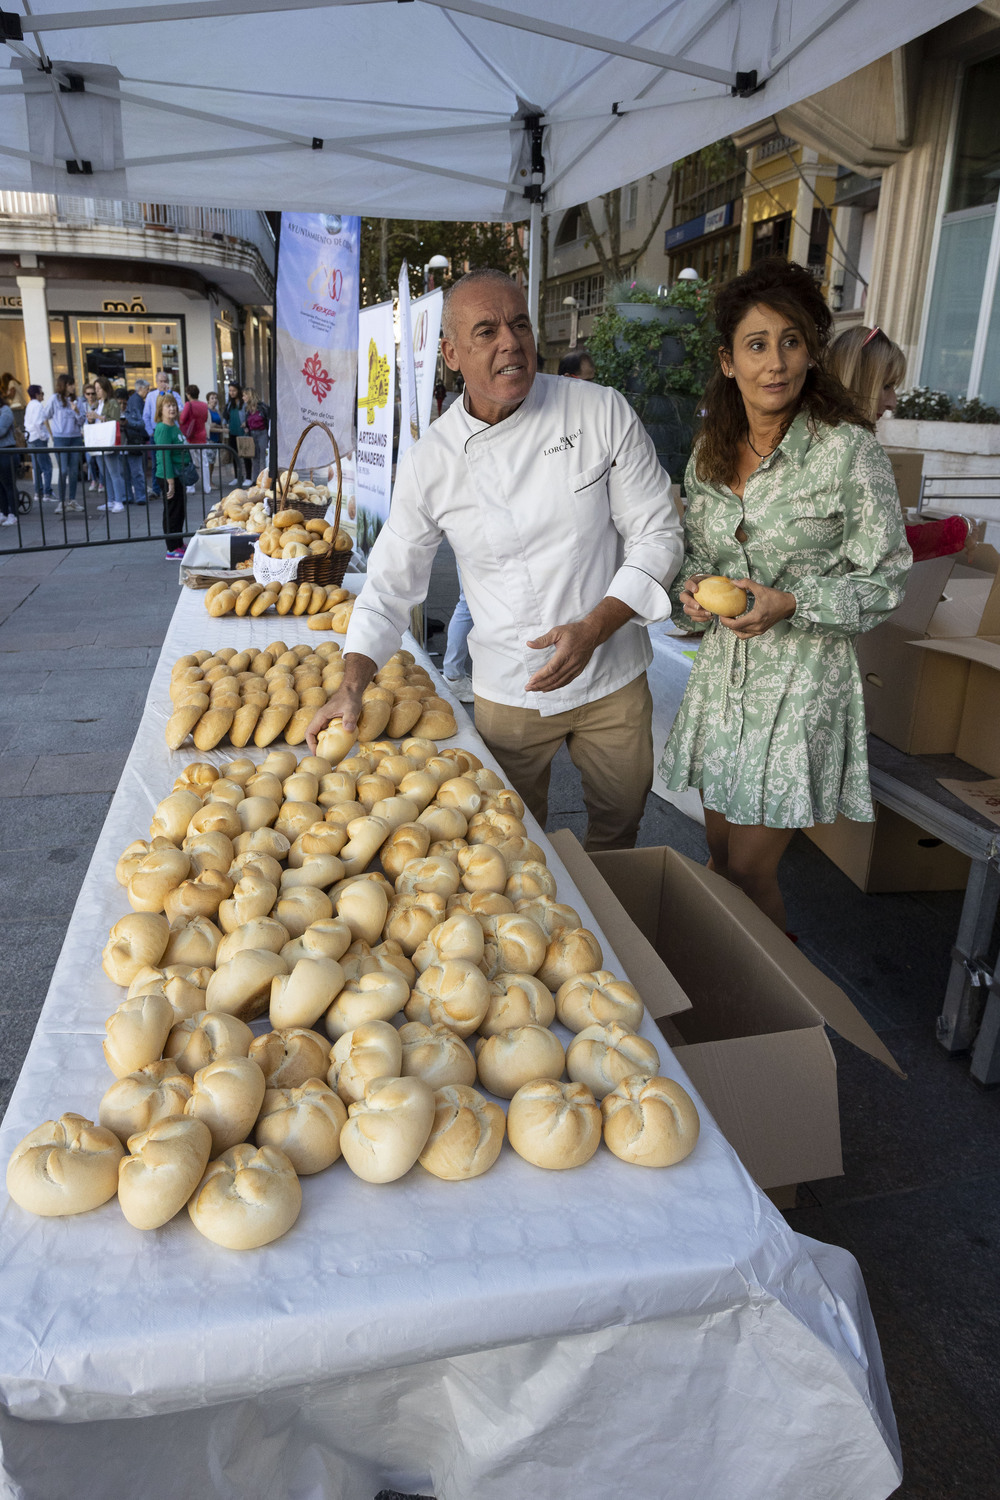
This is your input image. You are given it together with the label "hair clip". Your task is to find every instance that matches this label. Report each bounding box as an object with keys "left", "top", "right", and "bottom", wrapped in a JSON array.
[{"left": 861, "top": 326, "right": 883, "bottom": 348}]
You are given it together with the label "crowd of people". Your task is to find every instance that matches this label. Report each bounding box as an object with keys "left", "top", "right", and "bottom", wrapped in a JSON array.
[{"left": 3, "top": 372, "right": 269, "bottom": 558}]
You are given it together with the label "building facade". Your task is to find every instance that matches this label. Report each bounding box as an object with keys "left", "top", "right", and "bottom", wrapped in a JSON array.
[{"left": 0, "top": 195, "right": 274, "bottom": 403}]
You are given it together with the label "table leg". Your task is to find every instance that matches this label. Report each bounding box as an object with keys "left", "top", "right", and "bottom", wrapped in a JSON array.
[{"left": 936, "top": 854, "right": 1000, "bottom": 1054}]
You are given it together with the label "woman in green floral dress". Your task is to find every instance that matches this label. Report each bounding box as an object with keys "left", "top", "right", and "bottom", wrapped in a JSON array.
[{"left": 659, "top": 259, "right": 911, "bottom": 930}]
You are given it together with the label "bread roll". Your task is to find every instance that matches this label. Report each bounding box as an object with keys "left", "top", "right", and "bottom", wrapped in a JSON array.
[
  {"left": 395, "top": 855, "right": 461, "bottom": 899},
  {"left": 188, "top": 1143, "right": 302, "bottom": 1249},
  {"left": 291, "top": 822, "right": 349, "bottom": 864},
  {"left": 274, "top": 885, "right": 334, "bottom": 939},
  {"left": 182, "top": 830, "right": 235, "bottom": 877},
  {"left": 514, "top": 896, "right": 581, "bottom": 940},
  {"left": 218, "top": 870, "right": 278, "bottom": 933},
  {"left": 323, "top": 969, "right": 409, "bottom": 1040},
  {"left": 436, "top": 776, "right": 482, "bottom": 817},
  {"left": 413, "top": 708, "right": 457, "bottom": 740},
  {"left": 161, "top": 914, "right": 223, "bottom": 969},
  {"left": 468, "top": 808, "right": 526, "bottom": 845},
  {"left": 498, "top": 835, "right": 547, "bottom": 867},
  {"left": 471, "top": 768, "right": 507, "bottom": 795},
  {"left": 328, "top": 1019, "right": 403, "bottom": 1104},
  {"left": 335, "top": 879, "right": 388, "bottom": 946},
  {"left": 185, "top": 1055, "right": 267, "bottom": 1154},
  {"left": 693, "top": 576, "right": 748, "bottom": 618},
  {"left": 150, "top": 790, "right": 202, "bottom": 843},
  {"left": 117, "top": 1116, "right": 213, "bottom": 1230},
  {"left": 255, "top": 1080, "right": 346, "bottom": 1174},
  {"left": 481, "top": 912, "right": 548, "bottom": 978},
  {"left": 99, "top": 1059, "right": 194, "bottom": 1145},
  {"left": 447, "top": 891, "right": 515, "bottom": 921},
  {"left": 233, "top": 826, "right": 290, "bottom": 862},
  {"left": 479, "top": 973, "right": 556, "bottom": 1036},
  {"left": 164, "top": 1010, "right": 254, "bottom": 1075},
  {"left": 370, "top": 938, "right": 416, "bottom": 988},
  {"left": 166, "top": 701, "right": 207, "bottom": 750},
  {"left": 206, "top": 777, "right": 244, "bottom": 808},
  {"left": 162, "top": 868, "right": 233, "bottom": 924},
  {"left": 418, "top": 1084, "right": 506, "bottom": 1181},
  {"left": 405, "top": 960, "right": 491, "bottom": 1038},
  {"left": 316, "top": 721, "right": 358, "bottom": 764},
  {"left": 416, "top": 805, "right": 467, "bottom": 842},
  {"left": 398, "top": 1021, "right": 477, "bottom": 1090},
  {"left": 126, "top": 847, "right": 191, "bottom": 914},
  {"left": 249, "top": 1027, "right": 330, "bottom": 1089},
  {"left": 555, "top": 972, "right": 645, "bottom": 1034},
  {"left": 475, "top": 1025, "right": 566, "bottom": 1099},
  {"left": 245, "top": 771, "right": 284, "bottom": 803},
  {"left": 103, "top": 991, "right": 175, "bottom": 1078},
  {"left": 536, "top": 928, "right": 604, "bottom": 992},
  {"left": 601, "top": 1075, "right": 700, "bottom": 1167},
  {"left": 7, "top": 1114, "right": 124, "bottom": 1217},
  {"left": 566, "top": 1022, "right": 660, "bottom": 1100},
  {"left": 369, "top": 796, "right": 420, "bottom": 832},
  {"left": 206, "top": 949, "right": 288, "bottom": 1022},
  {"left": 340, "top": 1076, "right": 436, "bottom": 1184},
  {"left": 220, "top": 756, "right": 256, "bottom": 786},
  {"left": 280, "top": 855, "right": 343, "bottom": 893},
  {"left": 504, "top": 861, "right": 557, "bottom": 903},
  {"left": 455, "top": 844, "right": 507, "bottom": 896},
  {"left": 396, "top": 771, "right": 438, "bottom": 812},
  {"left": 187, "top": 800, "right": 242, "bottom": 840},
  {"left": 216, "top": 916, "right": 290, "bottom": 965},
  {"left": 379, "top": 823, "right": 432, "bottom": 882},
  {"left": 130, "top": 964, "right": 211, "bottom": 1025},
  {"left": 506, "top": 1079, "right": 601, "bottom": 1170},
  {"left": 279, "top": 916, "right": 352, "bottom": 967},
  {"left": 412, "top": 910, "right": 484, "bottom": 973},
  {"left": 270, "top": 956, "right": 345, "bottom": 1029},
  {"left": 236, "top": 795, "right": 281, "bottom": 834},
  {"left": 102, "top": 912, "right": 171, "bottom": 986},
  {"left": 383, "top": 892, "right": 446, "bottom": 955},
  {"left": 274, "top": 800, "right": 326, "bottom": 842}
]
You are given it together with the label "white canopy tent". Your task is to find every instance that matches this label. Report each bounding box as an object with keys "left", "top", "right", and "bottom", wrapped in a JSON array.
[{"left": 0, "top": 0, "right": 971, "bottom": 221}]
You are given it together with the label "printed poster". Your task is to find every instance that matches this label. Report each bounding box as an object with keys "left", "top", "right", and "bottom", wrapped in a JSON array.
[
  {"left": 275, "top": 212, "right": 360, "bottom": 472},
  {"left": 411, "top": 288, "right": 443, "bottom": 434},
  {"left": 396, "top": 260, "right": 420, "bottom": 463},
  {"left": 355, "top": 299, "right": 395, "bottom": 557}
]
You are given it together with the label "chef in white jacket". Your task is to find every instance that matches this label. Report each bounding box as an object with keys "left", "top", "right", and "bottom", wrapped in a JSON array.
[{"left": 308, "top": 269, "right": 683, "bottom": 850}]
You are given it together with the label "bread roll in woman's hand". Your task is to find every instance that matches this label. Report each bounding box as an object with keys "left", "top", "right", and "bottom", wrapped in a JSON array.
[
  {"left": 601, "top": 1075, "right": 700, "bottom": 1167},
  {"left": 187, "top": 1143, "right": 302, "bottom": 1249},
  {"left": 692, "top": 576, "right": 748, "bottom": 618},
  {"left": 7, "top": 1113, "right": 124, "bottom": 1217}
]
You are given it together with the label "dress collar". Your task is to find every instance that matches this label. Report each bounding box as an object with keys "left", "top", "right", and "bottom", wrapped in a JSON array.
[{"left": 757, "top": 409, "right": 813, "bottom": 471}]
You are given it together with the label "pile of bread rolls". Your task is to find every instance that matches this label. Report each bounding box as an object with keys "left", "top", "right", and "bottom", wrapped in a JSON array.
[
  {"left": 7, "top": 733, "right": 700, "bottom": 1250},
  {"left": 254, "top": 508, "right": 352, "bottom": 564},
  {"left": 203, "top": 579, "right": 354, "bottom": 628},
  {"left": 166, "top": 644, "right": 458, "bottom": 753},
  {"left": 202, "top": 470, "right": 339, "bottom": 534}
]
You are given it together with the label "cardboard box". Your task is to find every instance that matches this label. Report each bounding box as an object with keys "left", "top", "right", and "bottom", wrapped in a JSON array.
[
  {"left": 804, "top": 805, "right": 970, "bottom": 893},
  {"left": 855, "top": 555, "right": 970, "bottom": 754},
  {"left": 909, "top": 568, "right": 1000, "bottom": 776},
  {"left": 550, "top": 831, "right": 903, "bottom": 1195}
]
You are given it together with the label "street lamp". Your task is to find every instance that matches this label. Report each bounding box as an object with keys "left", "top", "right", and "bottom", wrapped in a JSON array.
[
  {"left": 677, "top": 267, "right": 699, "bottom": 281},
  {"left": 562, "top": 295, "right": 580, "bottom": 349},
  {"left": 425, "top": 255, "right": 449, "bottom": 292}
]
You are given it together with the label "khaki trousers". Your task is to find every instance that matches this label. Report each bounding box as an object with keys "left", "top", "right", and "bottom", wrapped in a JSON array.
[{"left": 474, "top": 673, "right": 654, "bottom": 852}]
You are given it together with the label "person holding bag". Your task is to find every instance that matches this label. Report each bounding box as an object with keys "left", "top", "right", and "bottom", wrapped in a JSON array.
[
  {"left": 41, "top": 375, "right": 85, "bottom": 514},
  {"left": 225, "top": 381, "right": 252, "bottom": 486},
  {"left": 659, "top": 258, "right": 912, "bottom": 931},
  {"left": 155, "top": 394, "right": 188, "bottom": 559},
  {"left": 93, "top": 376, "right": 125, "bottom": 513}
]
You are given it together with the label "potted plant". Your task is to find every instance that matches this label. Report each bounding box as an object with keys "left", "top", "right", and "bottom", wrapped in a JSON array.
[{"left": 590, "top": 277, "right": 715, "bottom": 482}]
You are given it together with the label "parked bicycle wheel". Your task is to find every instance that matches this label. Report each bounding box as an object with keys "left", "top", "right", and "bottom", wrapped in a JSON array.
[{"left": 16, "top": 487, "right": 31, "bottom": 515}]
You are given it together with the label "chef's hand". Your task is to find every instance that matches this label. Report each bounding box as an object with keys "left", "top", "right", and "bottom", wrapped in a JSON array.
[
  {"left": 305, "top": 652, "right": 376, "bottom": 752},
  {"left": 525, "top": 597, "right": 634, "bottom": 693},
  {"left": 678, "top": 574, "right": 713, "bottom": 624},
  {"left": 716, "top": 578, "right": 796, "bottom": 639}
]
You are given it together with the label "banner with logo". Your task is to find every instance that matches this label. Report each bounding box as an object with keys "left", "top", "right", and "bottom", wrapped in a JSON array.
[
  {"left": 410, "top": 287, "right": 443, "bottom": 434},
  {"left": 355, "top": 299, "right": 395, "bottom": 556},
  {"left": 396, "top": 261, "right": 420, "bottom": 463},
  {"left": 275, "top": 212, "right": 360, "bottom": 471}
]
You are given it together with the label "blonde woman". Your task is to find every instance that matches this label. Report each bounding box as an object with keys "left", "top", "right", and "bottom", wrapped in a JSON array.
[{"left": 828, "top": 325, "right": 971, "bottom": 563}]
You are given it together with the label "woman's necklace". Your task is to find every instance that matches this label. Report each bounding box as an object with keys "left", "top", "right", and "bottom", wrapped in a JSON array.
[{"left": 746, "top": 433, "right": 776, "bottom": 459}]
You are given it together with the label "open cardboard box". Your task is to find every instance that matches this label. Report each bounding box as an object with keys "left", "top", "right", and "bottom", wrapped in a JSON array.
[
  {"left": 550, "top": 831, "right": 903, "bottom": 1203},
  {"left": 908, "top": 568, "right": 1000, "bottom": 776},
  {"left": 804, "top": 803, "right": 971, "bottom": 893}
]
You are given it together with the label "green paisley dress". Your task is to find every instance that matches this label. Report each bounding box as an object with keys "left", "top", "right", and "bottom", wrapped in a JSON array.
[{"left": 658, "top": 412, "right": 911, "bottom": 828}]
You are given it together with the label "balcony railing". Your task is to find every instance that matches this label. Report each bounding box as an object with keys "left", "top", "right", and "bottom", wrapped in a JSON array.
[{"left": 0, "top": 193, "right": 275, "bottom": 273}]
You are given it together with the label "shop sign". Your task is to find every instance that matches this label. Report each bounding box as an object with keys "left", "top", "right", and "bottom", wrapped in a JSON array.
[
  {"left": 0, "top": 295, "right": 22, "bottom": 309},
  {"left": 665, "top": 200, "right": 733, "bottom": 251},
  {"left": 101, "top": 296, "right": 147, "bottom": 314}
]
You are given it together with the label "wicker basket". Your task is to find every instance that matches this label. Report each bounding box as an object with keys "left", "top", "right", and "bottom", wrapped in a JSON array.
[{"left": 274, "top": 420, "right": 350, "bottom": 585}]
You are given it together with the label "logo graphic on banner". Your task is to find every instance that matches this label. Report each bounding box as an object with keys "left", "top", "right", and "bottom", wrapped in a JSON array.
[
  {"left": 301, "top": 352, "right": 334, "bottom": 403},
  {"left": 410, "top": 287, "right": 443, "bottom": 436},
  {"left": 355, "top": 300, "right": 395, "bottom": 558},
  {"left": 358, "top": 338, "right": 390, "bottom": 426},
  {"left": 276, "top": 212, "right": 360, "bottom": 468}
]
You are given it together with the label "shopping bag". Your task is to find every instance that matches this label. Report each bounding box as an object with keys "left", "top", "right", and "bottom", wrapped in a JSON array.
[
  {"left": 83, "top": 419, "right": 118, "bottom": 449},
  {"left": 236, "top": 435, "right": 256, "bottom": 458}
]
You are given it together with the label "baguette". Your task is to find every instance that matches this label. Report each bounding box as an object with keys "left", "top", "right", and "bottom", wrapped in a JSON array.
[
  {"left": 276, "top": 583, "right": 298, "bottom": 616},
  {"left": 166, "top": 701, "right": 207, "bottom": 751},
  {"left": 292, "top": 582, "right": 313, "bottom": 616},
  {"left": 284, "top": 706, "right": 317, "bottom": 745},
  {"left": 205, "top": 582, "right": 228, "bottom": 605},
  {"left": 306, "top": 584, "right": 328, "bottom": 615},
  {"left": 192, "top": 707, "right": 235, "bottom": 751},
  {"left": 229, "top": 701, "right": 262, "bottom": 749},
  {"left": 308, "top": 613, "right": 333, "bottom": 632},
  {"left": 250, "top": 586, "right": 280, "bottom": 617},
  {"left": 234, "top": 582, "right": 263, "bottom": 617},
  {"left": 253, "top": 703, "right": 295, "bottom": 747}
]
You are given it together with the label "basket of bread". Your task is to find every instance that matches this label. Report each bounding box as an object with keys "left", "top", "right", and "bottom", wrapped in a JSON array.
[{"left": 252, "top": 421, "right": 351, "bottom": 590}]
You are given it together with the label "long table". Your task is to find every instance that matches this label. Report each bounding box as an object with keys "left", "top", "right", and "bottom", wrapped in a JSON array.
[{"left": 0, "top": 587, "right": 902, "bottom": 1500}]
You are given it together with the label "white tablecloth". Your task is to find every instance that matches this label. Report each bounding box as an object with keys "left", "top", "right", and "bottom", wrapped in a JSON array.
[{"left": 0, "top": 587, "right": 902, "bottom": 1500}]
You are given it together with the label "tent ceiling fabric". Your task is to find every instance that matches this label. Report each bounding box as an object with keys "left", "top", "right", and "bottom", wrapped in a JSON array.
[{"left": 0, "top": 0, "right": 972, "bottom": 216}]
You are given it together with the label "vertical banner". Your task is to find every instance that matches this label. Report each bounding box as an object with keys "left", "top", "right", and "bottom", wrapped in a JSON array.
[
  {"left": 355, "top": 299, "right": 395, "bottom": 557},
  {"left": 411, "top": 288, "right": 443, "bottom": 433},
  {"left": 275, "top": 212, "right": 360, "bottom": 470},
  {"left": 396, "top": 261, "right": 420, "bottom": 462}
]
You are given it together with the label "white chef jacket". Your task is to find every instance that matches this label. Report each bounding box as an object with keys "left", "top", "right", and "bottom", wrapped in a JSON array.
[{"left": 345, "top": 373, "right": 684, "bottom": 716}]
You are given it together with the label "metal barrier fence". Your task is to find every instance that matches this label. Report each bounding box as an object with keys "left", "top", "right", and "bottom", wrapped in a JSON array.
[{"left": 1, "top": 441, "right": 258, "bottom": 556}]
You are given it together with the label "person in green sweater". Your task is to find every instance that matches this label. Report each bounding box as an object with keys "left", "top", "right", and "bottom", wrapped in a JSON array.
[{"left": 155, "top": 394, "right": 187, "bottom": 559}]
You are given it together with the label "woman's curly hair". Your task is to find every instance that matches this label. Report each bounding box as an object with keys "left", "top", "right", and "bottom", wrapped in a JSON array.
[{"left": 695, "top": 257, "right": 872, "bottom": 485}]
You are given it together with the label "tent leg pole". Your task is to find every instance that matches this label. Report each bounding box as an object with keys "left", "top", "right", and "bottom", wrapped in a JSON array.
[
  {"left": 527, "top": 197, "right": 542, "bottom": 339},
  {"left": 268, "top": 212, "right": 281, "bottom": 500}
]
